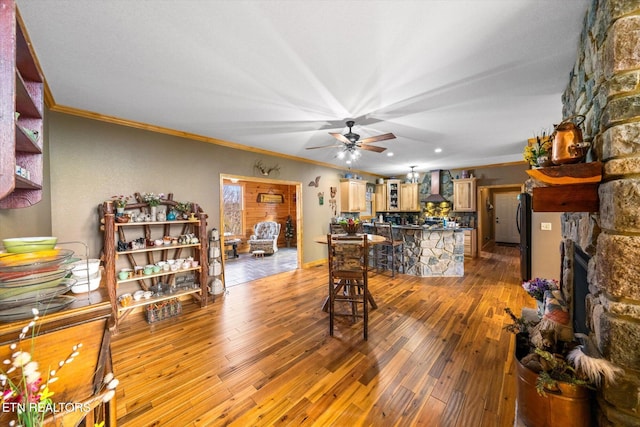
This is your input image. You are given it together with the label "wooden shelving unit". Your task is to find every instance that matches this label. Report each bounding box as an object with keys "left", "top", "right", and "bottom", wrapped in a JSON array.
[
  {"left": 527, "top": 162, "right": 602, "bottom": 212},
  {"left": 100, "top": 201, "right": 209, "bottom": 328},
  {"left": 0, "top": 0, "right": 45, "bottom": 208}
]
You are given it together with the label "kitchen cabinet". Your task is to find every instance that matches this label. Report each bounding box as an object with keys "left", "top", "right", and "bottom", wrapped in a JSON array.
[
  {"left": 374, "top": 184, "right": 387, "bottom": 213},
  {"left": 386, "top": 179, "right": 401, "bottom": 211},
  {"left": 463, "top": 229, "right": 477, "bottom": 258},
  {"left": 0, "top": 0, "right": 45, "bottom": 208},
  {"left": 340, "top": 178, "right": 366, "bottom": 212},
  {"left": 400, "top": 183, "right": 420, "bottom": 211},
  {"left": 453, "top": 178, "right": 477, "bottom": 212},
  {"left": 100, "top": 200, "right": 209, "bottom": 328}
]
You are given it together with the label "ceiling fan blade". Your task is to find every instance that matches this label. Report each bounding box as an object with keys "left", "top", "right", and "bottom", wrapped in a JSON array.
[
  {"left": 306, "top": 143, "right": 342, "bottom": 150},
  {"left": 359, "top": 144, "right": 387, "bottom": 153},
  {"left": 359, "top": 133, "right": 396, "bottom": 144},
  {"left": 329, "top": 132, "right": 351, "bottom": 144}
]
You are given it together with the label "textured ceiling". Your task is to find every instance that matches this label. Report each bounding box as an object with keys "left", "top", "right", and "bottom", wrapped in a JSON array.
[{"left": 16, "top": 0, "right": 589, "bottom": 176}]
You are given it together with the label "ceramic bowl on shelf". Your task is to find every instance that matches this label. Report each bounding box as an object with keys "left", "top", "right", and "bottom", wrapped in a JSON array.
[
  {"left": 143, "top": 291, "right": 153, "bottom": 299},
  {"left": 70, "top": 258, "right": 100, "bottom": 279},
  {"left": 2, "top": 237, "right": 57, "bottom": 253},
  {"left": 71, "top": 271, "right": 101, "bottom": 294},
  {"left": 133, "top": 290, "right": 144, "bottom": 301}
]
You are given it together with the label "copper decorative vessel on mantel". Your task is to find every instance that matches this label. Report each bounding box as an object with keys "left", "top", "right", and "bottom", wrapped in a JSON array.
[{"left": 550, "top": 115, "right": 590, "bottom": 165}]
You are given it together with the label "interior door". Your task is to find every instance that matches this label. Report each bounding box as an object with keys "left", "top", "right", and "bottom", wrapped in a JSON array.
[{"left": 494, "top": 192, "right": 520, "bottom": 243}]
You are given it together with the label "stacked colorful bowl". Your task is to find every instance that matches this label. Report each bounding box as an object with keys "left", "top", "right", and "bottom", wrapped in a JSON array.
[{"left": 0, "top": 237, "right": 76, "bottom": 322}]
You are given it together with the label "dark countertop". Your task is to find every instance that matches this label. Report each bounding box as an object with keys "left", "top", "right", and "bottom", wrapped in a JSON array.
[{"left": 362, "top": 223, "right": 471, "bottom": 231}]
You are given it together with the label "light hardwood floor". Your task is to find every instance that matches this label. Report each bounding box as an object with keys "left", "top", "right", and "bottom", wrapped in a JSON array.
[{"left": 111, "top": 245, "right": 532, "bottom": 426}]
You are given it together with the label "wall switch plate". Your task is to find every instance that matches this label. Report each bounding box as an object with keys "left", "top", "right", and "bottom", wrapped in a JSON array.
[{"left": 541, "top": 222, "right": 552, "bottom": 231}]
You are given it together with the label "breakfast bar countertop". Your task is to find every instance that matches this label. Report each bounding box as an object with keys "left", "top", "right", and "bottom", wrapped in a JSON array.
[{"left": 362, "top": 224, "right": 464, "bottom": 277}]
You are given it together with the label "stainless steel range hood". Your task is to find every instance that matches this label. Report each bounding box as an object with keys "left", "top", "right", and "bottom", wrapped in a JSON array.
[{"left": 424, "top": 170, "right": 448, "bottom": 203}]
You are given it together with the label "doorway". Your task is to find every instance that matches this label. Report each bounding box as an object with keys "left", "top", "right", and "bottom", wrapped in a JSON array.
[
  {"left": 494, "top": 191, "right": 520, "bottom": 244},
  {"left": 219, "top": 174, "right": 302, "bottom": 287},
  {"left": 477, "top": 184, "right": 523, "bottom": 251}
]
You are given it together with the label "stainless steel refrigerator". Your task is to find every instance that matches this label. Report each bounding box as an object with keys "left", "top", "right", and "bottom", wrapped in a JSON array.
[{"left": 516, "top": 193, "right": 532, "bottom": 281}]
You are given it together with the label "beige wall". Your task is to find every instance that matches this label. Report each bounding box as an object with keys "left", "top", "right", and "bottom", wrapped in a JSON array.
[
  {"left": 531, "top": 212, "right": 562, "bottom": 281},
  {"left": 2, "top": 112, "right": 373, "bottom": 264}
]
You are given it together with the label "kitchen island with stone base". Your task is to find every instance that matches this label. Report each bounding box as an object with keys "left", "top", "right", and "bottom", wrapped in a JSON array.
[{"left": 400, "top": 227, "right": 464, "bottom": 277}]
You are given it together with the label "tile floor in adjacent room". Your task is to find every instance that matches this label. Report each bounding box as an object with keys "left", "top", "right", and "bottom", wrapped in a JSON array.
[{"left": 223, "top": 247, "right": 298, "bottom": 287}]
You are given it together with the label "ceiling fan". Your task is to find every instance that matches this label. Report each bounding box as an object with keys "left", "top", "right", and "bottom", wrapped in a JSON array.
[{"left": 306, "top": 120, "right": 395, "bottom": 153}]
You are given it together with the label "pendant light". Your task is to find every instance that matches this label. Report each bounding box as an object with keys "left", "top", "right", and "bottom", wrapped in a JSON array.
[{"left": 407, "top": 166, "right": 419, "bottom": 183}]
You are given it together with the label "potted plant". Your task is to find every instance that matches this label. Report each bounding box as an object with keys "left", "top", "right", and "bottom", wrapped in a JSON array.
[
  {"left": 142, "top": 192, "right": 165, "bottom": 221},
  {"left": 339, "top": 217, "right": 361, "bottom": 235},
  {"left": 111, "top": 194, "right": 131, "bottom": 215},
  {"left": 522, "top": 277, "right": 559, "bottom": 316},
  {"left": 284, "top": 215, "right": 294, "bottom": 247},
  {"left": 175, "top": 201, "right": 192, "bottom": 220},
  {"left": 505, "top": 284, "right": 623, "bottom": 427},
  {"left": 524, "top": 134, "right": 552, "bottom": 168}
]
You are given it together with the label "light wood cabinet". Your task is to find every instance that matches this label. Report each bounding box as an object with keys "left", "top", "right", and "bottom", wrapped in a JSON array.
[
  {"left": 453, "top": 178, "right": 477, "bottom": 212},
  {"left": 400, "top": 183, "right": 420, "bottom": 211},
  {"left": 339, "top": 179, "right": 367, "bottom": 212},
  {"left": 463, "top": 229, "right": 477, "bottom": 257},
  {"left": 374, "top": 184, "right": 387, "bottom": 213},
  {"left": 0, "top": 0, "right": 45, "bottom": 208}
]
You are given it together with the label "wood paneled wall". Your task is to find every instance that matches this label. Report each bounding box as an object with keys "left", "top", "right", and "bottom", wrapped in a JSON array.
[{"left": 240, "top": 181, "right": 296, "bottom": 252}]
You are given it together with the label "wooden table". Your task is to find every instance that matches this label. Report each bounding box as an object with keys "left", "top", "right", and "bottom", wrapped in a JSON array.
[
  {"left": 224, "top": 238, "right": 240, "bottom": 258},
  {"left": 315, "top": 233, "right": 384, "bottom": 311}
]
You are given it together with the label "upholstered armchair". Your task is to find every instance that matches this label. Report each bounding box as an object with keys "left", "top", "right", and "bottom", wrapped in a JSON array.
[{"left": 249, "top": 221, "right": 281, "bottom": 254}]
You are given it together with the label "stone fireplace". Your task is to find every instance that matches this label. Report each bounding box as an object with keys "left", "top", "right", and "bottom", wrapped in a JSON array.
[{"left": 558, "top": 1, "right": 640, "bottom": 426}]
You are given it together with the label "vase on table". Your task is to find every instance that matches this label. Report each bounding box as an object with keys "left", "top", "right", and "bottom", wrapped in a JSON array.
[{"left": 536, "top": 300, "right": 544, "bottom": 318}]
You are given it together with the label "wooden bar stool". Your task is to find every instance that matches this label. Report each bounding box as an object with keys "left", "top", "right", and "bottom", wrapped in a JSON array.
[
  {"left": 373, "top": 222, "right": 404, "bottom": 277},
  {"left": 326, "top": 234, "right": 369, "bottom": 340}
]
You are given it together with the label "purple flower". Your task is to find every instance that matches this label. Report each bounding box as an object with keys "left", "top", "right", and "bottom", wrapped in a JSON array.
[{"left": 522, "top": 278, "right": 559, "bottom": 301}]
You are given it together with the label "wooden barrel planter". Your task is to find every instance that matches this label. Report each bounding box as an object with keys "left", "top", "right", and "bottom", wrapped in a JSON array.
[{"left": 516, "top": 358, "right": 593, "bottom": 427}]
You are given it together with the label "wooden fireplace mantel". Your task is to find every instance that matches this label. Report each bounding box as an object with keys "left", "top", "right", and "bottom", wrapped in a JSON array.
[{"left": 527, "top": 162, "right": 602, "bottom": 212}]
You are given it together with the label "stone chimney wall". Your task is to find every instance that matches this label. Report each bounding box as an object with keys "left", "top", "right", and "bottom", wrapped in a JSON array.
[{"left": 561, "top": 1, "right": 640, "bottom": 425}]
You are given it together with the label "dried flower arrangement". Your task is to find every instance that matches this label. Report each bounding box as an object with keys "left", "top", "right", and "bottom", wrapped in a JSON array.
[{"left": 0, "top": 309, "right": 118, "bottom": 426}]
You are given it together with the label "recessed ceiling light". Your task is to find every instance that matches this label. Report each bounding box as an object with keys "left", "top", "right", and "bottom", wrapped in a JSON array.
[
  {"left": 387, "top": 152, "right": 394, "bottom": 157},
  {"left": 434, "top": 148, "right": 442, "bottom": 153}
]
